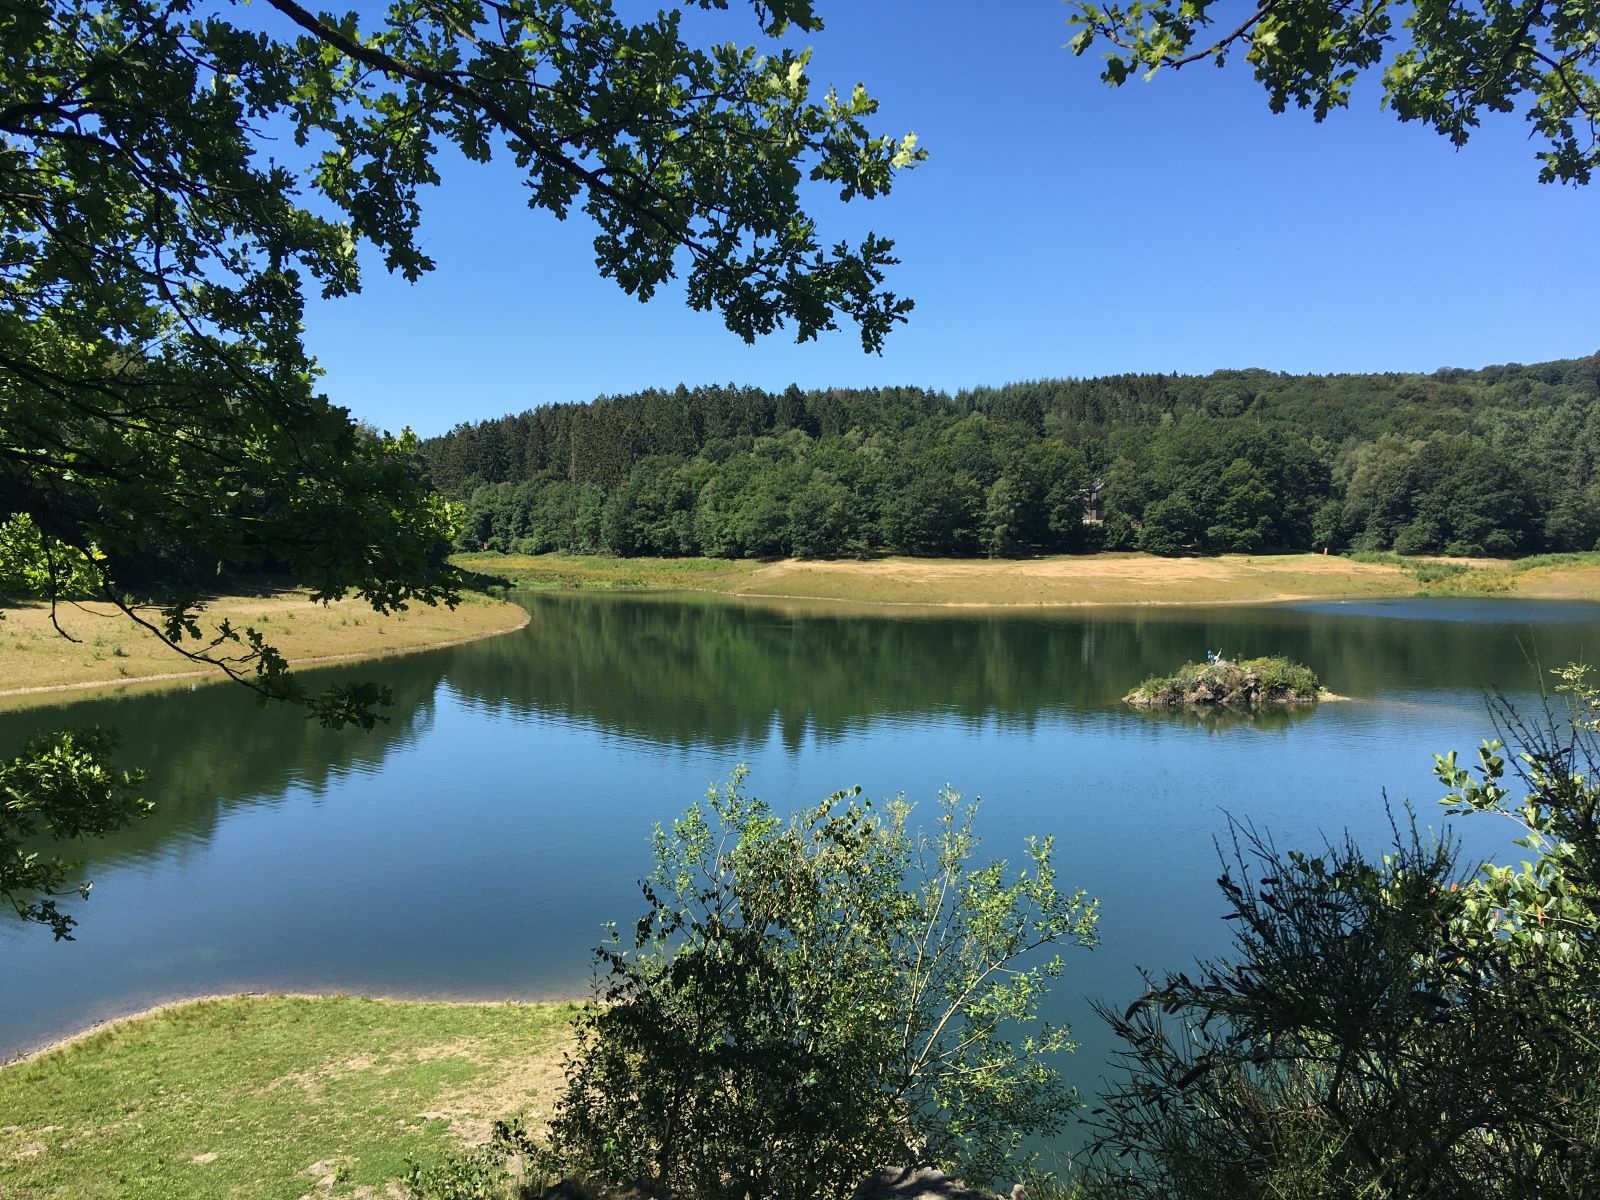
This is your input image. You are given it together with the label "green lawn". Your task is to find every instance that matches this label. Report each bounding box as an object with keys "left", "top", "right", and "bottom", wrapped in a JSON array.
[{"left": 0, "top": 995, "right": 578, "bottom": 1200}]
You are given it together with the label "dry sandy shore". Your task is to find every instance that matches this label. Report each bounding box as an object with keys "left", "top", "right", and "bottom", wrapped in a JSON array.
[
  {"left": 461, "top": 549, "right": 1600, "bottom": 608},
  {"left": 0, "top": 590, "right": 528, "bottom": 709},
  {"left": 723, "top": 552, "right": 1415, "bottom": 607}
]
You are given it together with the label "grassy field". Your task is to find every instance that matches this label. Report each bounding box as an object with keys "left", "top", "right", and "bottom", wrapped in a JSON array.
[
  {"left": 453, "top": 550, "right": 1600, "bottom": 607},
  {"left": 0, "top": 995, "right": 577, "bottom": 1200},
  {"left": 456, "top": 552, "right": 761, "bottom": 593},
  {"left": 0, "top": 590, "right": 527, "bottom": 702},
  {"left": 1405, "top": 550, "right": 1600, "bottom": 598}
]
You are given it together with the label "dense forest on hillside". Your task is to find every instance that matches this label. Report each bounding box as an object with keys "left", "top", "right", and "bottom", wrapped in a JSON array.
[{"left": 421, "top": 356, "right": 1600, "bottom": 559}]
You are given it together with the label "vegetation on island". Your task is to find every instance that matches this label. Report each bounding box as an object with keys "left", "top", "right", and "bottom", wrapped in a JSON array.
[
  {"left": 1125, "top": 655, "right": 1324, "bottom": 709},
  {"left": 426, "top": 357, "right": 1600, "bottom": 564}
]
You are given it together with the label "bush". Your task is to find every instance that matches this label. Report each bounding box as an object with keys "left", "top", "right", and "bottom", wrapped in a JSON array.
[
  {"left": 402, "top": 1118, "right": 553, "bottom": 1200},
  {"left": 1405, "top": 559, "right": 1469, "bottom": 584},
  {"left": 547, "top": 772, "right": 1098, "bottom": 1199},
  {"left": 1245, "top": 655, "right": 1319, "bottom": 698}
]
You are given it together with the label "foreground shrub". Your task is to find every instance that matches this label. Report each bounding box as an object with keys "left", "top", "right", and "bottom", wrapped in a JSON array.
[
  {"left": 547, "top": 772, "right": 1098, "bottom": 1199},
  {"left": 403, "top": 1120, "right": 540, "bottom": 1200}
]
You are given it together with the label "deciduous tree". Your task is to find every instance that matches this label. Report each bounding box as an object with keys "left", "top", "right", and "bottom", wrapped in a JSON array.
[{"left": 550, "top": 773, "right": 1098, "bottom": 1197}]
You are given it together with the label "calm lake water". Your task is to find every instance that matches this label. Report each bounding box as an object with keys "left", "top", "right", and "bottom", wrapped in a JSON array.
[{"left": 3, "top": 592, "right": 1597, "bottom": 1104}]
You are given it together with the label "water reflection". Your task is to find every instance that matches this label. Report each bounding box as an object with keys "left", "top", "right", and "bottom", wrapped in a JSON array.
[
  {"left": 442, "top": 593, "right": 1594, "bottom": 744},
  {"left": 1, "top": 664, "right": 445, "bottom": 871},
  {"left": 4, "top": 591, "right": 1590, "bottom": 914}
]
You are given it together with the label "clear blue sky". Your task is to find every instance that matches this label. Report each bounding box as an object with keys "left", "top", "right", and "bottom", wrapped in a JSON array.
[{"left": 301, "top": 2, "right": 1599, "bottom": 438}]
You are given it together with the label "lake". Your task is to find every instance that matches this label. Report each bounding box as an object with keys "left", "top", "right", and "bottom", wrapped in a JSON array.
[{"left": 3, "top": 592, "right": 1595, "bottom": 1109}]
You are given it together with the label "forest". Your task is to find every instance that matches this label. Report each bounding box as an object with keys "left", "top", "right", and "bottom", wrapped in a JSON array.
[{"left": 422, "top": 355, "right": 1600, "bottom": 560}]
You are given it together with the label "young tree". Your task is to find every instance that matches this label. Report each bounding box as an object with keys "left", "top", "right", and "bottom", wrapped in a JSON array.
[
  {"left": 1066, "top": 0, "right": 1600, "bottom": 184},
  {"left": 549, "top": 773, "right": 1098, "bottom": 1199}
]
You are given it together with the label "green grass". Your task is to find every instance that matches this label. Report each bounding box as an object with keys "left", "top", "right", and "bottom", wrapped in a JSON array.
[
  {"left": 1341, "top": 550, "right": 1481, "bottom": 585},
  {"left": 1499, "top": 550, "right": 1600, "bottom": 572},
  {"left": 1337, "top": 549, "right": 1600, "bottom": 595},
  {"left": 0, "top": 995, "right": 579, "bottom": 1200}
]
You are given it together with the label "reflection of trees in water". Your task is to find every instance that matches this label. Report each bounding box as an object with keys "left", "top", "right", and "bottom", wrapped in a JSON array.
[
  {"left": 1123, "top": 704, "right": 1319, "bottom": 734},
  {"left": 444, "top": 596, "right": 1117, "bottom": 750},
  {"left": 2, "top": 594, "right": 1588, "bottom": 903},
  {"left": 0, "top": 658, "right": 448, "bottom": 875},
  {"left": 443, "top": 594, "right": 1596, "bottom": 751},
  {"left": 1196, "top": 601, "right": 1597, "bottom": 703}
]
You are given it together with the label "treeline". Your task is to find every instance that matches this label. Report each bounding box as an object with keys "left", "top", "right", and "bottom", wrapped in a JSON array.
[{"left": 421, "top": 356, "right": 1600, "bottom": 558}]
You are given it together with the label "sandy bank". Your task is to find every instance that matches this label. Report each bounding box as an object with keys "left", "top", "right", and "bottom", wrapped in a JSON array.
[
  {"left": 461, "top": 550, "right": 1600, "bottom": 609},
  {"left": 0, "top": 592, "right": 529, "bottom": 709}
]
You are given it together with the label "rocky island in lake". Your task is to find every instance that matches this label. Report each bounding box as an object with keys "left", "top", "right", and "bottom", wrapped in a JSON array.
[{"left": 1125, "top": 655, "right": 1325, "bottom": 709}]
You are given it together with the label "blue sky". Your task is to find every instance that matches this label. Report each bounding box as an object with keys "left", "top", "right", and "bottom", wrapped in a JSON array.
[{"left": 300, "top": 2, "right": 1599, "bottom": 438}]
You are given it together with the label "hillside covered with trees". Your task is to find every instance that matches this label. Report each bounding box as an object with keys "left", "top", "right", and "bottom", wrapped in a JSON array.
[{"left": 423, "top": 355, "right": 1600, "bottom": 560}]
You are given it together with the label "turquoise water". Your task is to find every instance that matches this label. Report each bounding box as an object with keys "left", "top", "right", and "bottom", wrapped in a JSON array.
[{"left": 2, "top": 593, "right": 1594, "bottom": 1103}]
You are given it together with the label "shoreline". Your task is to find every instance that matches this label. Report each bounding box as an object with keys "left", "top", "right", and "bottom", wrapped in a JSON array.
[
  {"left": 457, "top": 550, "right": 1600, "bottom": 610},
  {"left": 714, "top": 586, "right": 1378, "bottom": 610},
  {"left": 4, "top": 986, "right": 581, "bottom": 1068},
  {"left": 0, "top": 602, "right": 530, "bottom": 705}
]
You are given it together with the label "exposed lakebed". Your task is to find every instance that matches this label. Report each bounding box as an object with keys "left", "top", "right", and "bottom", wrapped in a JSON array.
[{"left": 3, "top": 593, "right": 1594, "bottom": 1095}]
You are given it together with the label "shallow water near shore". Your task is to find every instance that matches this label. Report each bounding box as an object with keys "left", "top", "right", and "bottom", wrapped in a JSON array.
[{"left": 3, "top": 592, "right": 1595, "bottom": 1130}]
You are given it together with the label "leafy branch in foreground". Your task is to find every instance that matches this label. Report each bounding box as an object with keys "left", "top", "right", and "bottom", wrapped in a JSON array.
[
  {"left": 546, "top": 771, "right": 1098, "bottom": 1199},
  {"left": 0, "top": 729, "right": 149, "bottom": 940},
  {"left": 1066, "top": 0, "right": 1600, "bottom": 184}
]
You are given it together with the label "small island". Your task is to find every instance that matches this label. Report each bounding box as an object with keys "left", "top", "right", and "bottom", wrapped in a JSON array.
[{"left": 1125, "top": 655, "right": 1325, "bottom": 709}]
